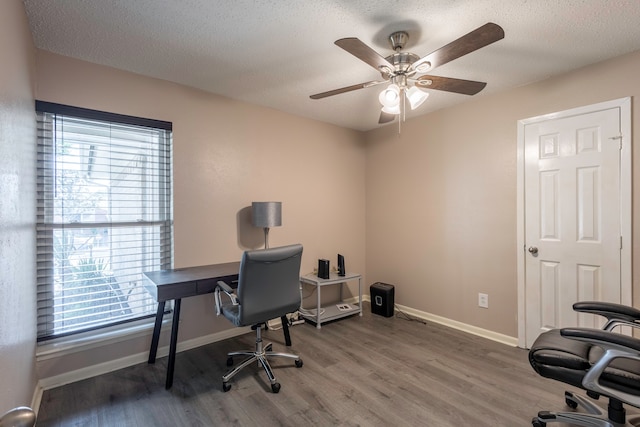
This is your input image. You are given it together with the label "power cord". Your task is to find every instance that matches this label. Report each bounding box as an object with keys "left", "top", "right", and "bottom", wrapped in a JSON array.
[
  {"left": 394, "top": 304, "right": 427, "bottom": 324},
  {"left": 298, "top": 307, "right": 325, "bottom": 317},
  {"left": 300, "top": 285, "right": 318, "bottom": 299}
]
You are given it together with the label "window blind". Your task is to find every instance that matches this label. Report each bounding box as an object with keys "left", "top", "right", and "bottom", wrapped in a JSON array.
[{"left": 36, "top": 101, "right": 173, "bottom": 341}]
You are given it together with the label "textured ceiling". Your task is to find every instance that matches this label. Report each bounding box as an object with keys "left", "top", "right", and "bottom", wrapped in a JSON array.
[{"left": 22, "top": 0, "right": 640, "bottom": 131}]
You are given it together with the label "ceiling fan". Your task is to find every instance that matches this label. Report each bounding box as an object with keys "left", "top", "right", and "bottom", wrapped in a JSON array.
[{"left": 310, "top": 22, "right": 505, "bottom": 125}]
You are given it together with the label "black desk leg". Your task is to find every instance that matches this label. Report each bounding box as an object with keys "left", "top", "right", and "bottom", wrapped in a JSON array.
[
  {"left": 148, "top": 301, "right": 166, "bottom": 364},
  {"left": 281, "top": 315, "right": 291, "bottom": 346},
  {"left": 166, "top": 298, "right": 182, "bottom": 389}
]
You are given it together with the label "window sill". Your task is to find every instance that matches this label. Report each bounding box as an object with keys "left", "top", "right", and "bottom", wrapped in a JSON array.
[{"left": 36, "top": 316, "right": 171, "bottom": 362}]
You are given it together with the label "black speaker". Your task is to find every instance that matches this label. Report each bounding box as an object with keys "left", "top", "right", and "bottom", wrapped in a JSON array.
[
  {"left": 370, "top": 282, "right": 394, "bottom": 317},
  {"left": 317, "top": 259, "right": 330, "bottom": 279},
  {"left": 337, "top": 254, "right": 345, "bottom": 276}
]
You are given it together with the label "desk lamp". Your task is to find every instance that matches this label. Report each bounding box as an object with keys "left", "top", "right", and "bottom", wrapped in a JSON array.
[{"left": 252, "top": 201, "right": 282, "bottom": 248}]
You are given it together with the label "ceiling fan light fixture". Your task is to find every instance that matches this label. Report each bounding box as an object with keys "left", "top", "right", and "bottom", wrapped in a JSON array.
[
  {"left": 406, "top": 86, "right": 429, "bottom": 110},
  {"left": 379, "top": 84, "right": 400, "bottom": 108},
  {"left": 381, "top": 104, "right": 401, "bottom": 115}
]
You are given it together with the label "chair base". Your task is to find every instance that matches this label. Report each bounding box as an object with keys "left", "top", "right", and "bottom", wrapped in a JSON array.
[
  {"left": 222, "top": 325, "right": 302, "bottom": 393},
  {"left": 532, "top": 391, "right": 640, "bottom": 427}
]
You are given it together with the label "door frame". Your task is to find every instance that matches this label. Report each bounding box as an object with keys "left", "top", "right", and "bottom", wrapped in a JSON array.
[{"left": 516, "top": 97, "right": 632, "bottom": 348}]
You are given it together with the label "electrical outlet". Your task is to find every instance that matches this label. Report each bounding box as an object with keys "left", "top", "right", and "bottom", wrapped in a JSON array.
[{"left": 478, "top": 293, "right": 489, "bottom": 309}]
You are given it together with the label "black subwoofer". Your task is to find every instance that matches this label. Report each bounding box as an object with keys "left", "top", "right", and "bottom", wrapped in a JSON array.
[{"left": 370, "top": 282, "right": 394, "bottom": 317}]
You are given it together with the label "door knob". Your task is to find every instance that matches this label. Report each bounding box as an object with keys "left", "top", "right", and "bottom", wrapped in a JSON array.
[{"left": 528, "top": 246, "right": 539, "bottom": 255}]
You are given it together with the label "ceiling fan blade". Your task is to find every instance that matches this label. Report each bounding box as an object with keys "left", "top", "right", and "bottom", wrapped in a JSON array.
[
  {"left": 335, "top": 38, "right": 395, "bottom": 73},
  {"left": 412, "top": 22, "right": 504, "bottom": 72},
  {"left": 416, "top": 75, "right": 487, "bottom": 95},
  {"left": 378, "top": 111, "right": 396, "bottom": 124},
  {"left": 310, "top": 80, "right": 386, "bottom": 100}
]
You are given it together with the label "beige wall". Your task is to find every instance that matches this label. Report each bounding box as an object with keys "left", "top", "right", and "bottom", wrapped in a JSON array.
[
  {"left": 0, "top": 0, "right": 38, "bottom": 414},
  {"left": 34, "top": 51, "right": 367, "bottom": 379},
  {"left": 365, "top": 49, "right": 640, "bottom": 338}
]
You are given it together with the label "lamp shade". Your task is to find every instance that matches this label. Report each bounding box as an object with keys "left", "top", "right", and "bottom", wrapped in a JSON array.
[
  {"left": 406, "top": 86, "right": 429, "bottom": 110},
  {"left": 252, "top": 202, "right": 282, "bottom": 228},
  {"left": 378, "top": 84, "right": 400, "bottom": 109},
  {"left": 381, "top": 104, "right": 401, "bottom": 115}
]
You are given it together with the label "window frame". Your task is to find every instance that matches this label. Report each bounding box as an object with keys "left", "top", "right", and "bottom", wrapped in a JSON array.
[{"left": 35, "top": 101, "right": 174, "bottom": 342}]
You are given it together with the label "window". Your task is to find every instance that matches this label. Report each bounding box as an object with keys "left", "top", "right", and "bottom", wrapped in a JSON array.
[{"left": 36, "top": 101, "right": 173, "bottom": 341}]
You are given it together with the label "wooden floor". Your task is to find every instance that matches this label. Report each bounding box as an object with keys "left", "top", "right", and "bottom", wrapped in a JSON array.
[{"left": 38, "top": 305, "right": 593, "bottom": 426}]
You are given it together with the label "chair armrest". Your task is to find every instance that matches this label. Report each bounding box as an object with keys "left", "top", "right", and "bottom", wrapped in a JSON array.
[
  {"left": 573, "top": 301, "right": 640, "bottom": 331},
  {"left": 214, "top": 280, "right": 238, "bottom": 315},
  {"left": 561, "top": 327, "right": 640, "bottom": 408},
  {"left": 216, "top": 280, "right": 234, "bottom": 294},
  {"left": 561, "top": 327, "right": 640, "bottom": 353}
]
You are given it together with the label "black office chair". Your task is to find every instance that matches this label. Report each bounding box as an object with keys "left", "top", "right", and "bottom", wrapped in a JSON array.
[
  {"left": 529, "top": 301, "right": 640, "bottom": 426},
  {"left": 215, "top": 244, "right": 303, "bottom": 393}
]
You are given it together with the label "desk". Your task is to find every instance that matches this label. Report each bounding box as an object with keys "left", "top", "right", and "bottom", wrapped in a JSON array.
[
  {"left": 144, "top": 262, "right": 238, "bottom": 389},
  {"left": 143, "top": 261, "right": 293, "bottom": 389}
]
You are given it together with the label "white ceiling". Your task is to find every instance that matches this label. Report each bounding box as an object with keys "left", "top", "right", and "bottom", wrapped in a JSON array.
[{"left": 22, "top": 0, "right": 640, "bottom": 131}]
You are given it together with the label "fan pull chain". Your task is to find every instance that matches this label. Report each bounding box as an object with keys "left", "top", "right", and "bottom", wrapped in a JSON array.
[{"left": 398, "top": 88, "right": 405, "bottom": 134}]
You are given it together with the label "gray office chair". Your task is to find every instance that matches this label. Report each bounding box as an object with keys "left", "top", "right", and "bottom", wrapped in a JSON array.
[
  {"left": 529, "top": 302, "right": 640, "bottom": 426},
  {"left": 215, "top": 244, "right": 303, "bottom": 393}
]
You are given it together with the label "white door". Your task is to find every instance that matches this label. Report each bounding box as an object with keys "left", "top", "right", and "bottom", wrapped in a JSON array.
[{"left": 517, "top": 98, "right": 631, "bottom": 348}]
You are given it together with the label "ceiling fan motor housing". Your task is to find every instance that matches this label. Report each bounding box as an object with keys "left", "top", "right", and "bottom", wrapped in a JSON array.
[
  {"left": 381, "top": 32, "right": 421, "bottom": 77},
  {"left": 384, "top": 52, "right": 420, "bottom": 76}
]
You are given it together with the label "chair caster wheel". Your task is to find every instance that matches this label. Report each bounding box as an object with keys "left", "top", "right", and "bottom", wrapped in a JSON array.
[
  {"left": 295, "top": 359, "right": 303, "bottom": 368},
  {"left": 227, "top": 357, "right": 233, "bottom": 366},
  {"left": 531, "top": 417, "right": 546, "bottom": 427},
  {"left": 564, "top": 391, "right": 578, "bottom": 409},
  {"left": 565, "top": 396, "right": 578, "bottom": 409},
  {"left": 271, "top": 382, "right": 281, "bottom": 393},
  {"left": 222, "top": 382, "right": 231, "bottom": 392}
]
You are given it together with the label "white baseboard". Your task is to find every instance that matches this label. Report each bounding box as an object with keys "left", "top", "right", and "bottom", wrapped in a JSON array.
[
  {"left": 31, "top": 384, "right": 42, "bottom": 418},
  {"left": 36, "top": 326, "right": 251, "bottom": 392},
  {"left": 361, "top": 295, "right": 518, "bottom": 347}
]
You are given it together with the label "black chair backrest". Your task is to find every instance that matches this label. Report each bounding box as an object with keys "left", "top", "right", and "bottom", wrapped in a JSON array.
[{"left": 236, "top": 244, "right": 303, "bottom": 326}]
